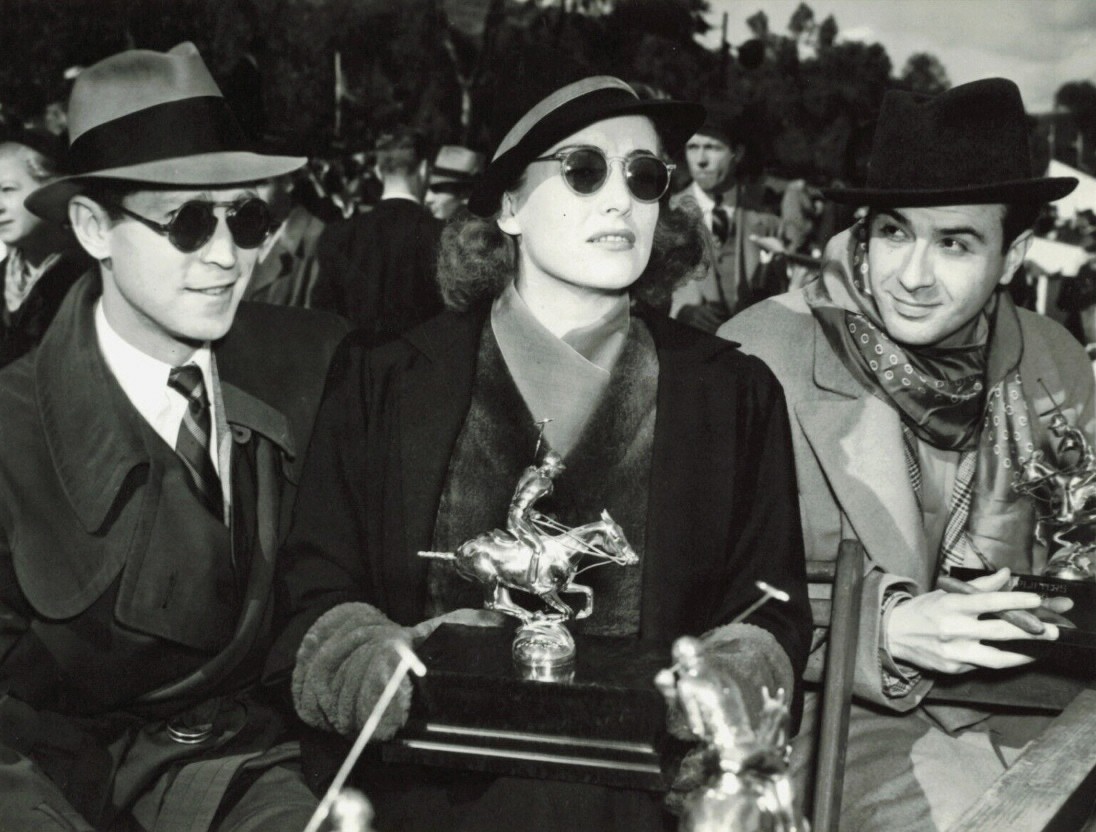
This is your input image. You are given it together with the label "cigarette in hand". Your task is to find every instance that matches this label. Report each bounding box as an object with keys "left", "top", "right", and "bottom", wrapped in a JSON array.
[{"left": 937, "top": 574, "right": 1046, "bottom": 635}]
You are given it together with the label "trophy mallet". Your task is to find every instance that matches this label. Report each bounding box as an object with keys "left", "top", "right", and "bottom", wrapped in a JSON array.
[
  {"left": 303, "top": 640, "right": 427, "bottom": 832},
  {"left": 729, "top": 581, "right": 790, "bottom": 626}
]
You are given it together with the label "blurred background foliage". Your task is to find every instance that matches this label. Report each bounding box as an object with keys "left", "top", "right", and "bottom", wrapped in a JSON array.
[{"left": 1, "top": 0, "right": 1090, "bottom": 182}]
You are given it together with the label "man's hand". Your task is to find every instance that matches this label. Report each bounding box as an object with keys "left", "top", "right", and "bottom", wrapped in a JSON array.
[
  {"left": 678, "top": 303, "right": 727, "bottom": 333},
  {"left": 887, "top": 569, "right": 1059, "bottom": 674}
]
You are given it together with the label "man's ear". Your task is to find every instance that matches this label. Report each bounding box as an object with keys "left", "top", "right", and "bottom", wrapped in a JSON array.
[
  {"left": 68, "top": 195, "right": 113, "bottom": 261},
  {"left": 1000, "top": 228, "right": 1033, "bottom": 287},
  {"left": 496, "top": 191, "right": 521, "bottom": 236}
]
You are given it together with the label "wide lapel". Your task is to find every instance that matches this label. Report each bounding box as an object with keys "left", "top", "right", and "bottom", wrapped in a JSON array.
[
  {"left": 23, "top": 273, "right": 154, "bottom": 618},
  {"left": 796, "top": 319, "right": 932, "bottom": 588},
  {"left": 393, "top": 310, "right": 484, "bottom": 618},
  {"left": 136, "top": 380, "right": 293, "bottom": 704}
]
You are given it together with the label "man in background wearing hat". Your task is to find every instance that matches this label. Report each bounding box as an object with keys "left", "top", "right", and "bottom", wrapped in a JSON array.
[
  {"left": 243, "top": 170, "right": 327, "bottom": 307},
  {"left": 424, "top": 144, "right": 484, "bottom": 221},
  {"left": 670, "top": 104, "right": 781, "bottom": 332},
  {"left": 722, "top": 78, "right": 1094, "bottom": 830},
  {"left": 312, "top": 126, "right": 444, "bottom": 344},
  {"left": 0, "top": 44, "right": 346, "bottom": 831}
]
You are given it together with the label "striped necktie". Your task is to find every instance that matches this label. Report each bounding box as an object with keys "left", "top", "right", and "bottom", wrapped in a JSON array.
[
  {"left": 168, "top": 364, "right": 223, "bottom": 517},
  {"left": 711, "top": 193, "right": 730, "bottom": 245}
]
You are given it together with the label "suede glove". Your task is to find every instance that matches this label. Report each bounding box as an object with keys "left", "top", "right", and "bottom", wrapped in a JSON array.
[{"left": 293, "top": 603, "right": 504, "bottom": 741}]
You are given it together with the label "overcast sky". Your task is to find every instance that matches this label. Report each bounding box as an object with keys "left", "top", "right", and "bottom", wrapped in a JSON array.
[{"left": 702, "top": 0, "right": 1096, "bottom": 112}]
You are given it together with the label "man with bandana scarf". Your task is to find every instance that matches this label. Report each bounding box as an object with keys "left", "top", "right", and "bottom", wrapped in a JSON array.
[{"left": 721, "top": 78, "right": 1095, "bottom": 831}]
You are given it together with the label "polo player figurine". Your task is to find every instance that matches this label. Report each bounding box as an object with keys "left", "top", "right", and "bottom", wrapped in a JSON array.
[
  {"left": 419, "top": 447, "right": 639, "bottom": 675},
  {"left": 1015, "top": 404, "right": 1096, "bottom": 581},
  {"left": 656, "top": 636, "right": 800, "bottom": 832}
]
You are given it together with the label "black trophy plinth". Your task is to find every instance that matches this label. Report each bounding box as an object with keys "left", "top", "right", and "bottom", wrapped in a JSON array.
[{"left": 380, "top": 623, "right": 685, "bottom": 790}]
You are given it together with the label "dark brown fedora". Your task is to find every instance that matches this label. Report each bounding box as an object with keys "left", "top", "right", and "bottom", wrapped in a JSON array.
[{"left": 825, "top": 78, "right": 1076, "bottom": 207}]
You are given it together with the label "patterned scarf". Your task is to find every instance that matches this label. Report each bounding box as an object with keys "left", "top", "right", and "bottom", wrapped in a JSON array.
[{"left": 807, "top": 228, "right": 1036, "bottom": 573}]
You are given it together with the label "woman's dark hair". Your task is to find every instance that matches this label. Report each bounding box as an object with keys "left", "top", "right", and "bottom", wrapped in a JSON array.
[
  {"left": 436, "top": 199, "right": 712, "bottom": 312},
  {"left": 1001, "top": 202, "right": 1043, "bottom": 251}
]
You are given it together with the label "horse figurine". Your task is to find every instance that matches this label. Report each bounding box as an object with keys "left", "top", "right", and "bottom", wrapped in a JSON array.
[{"left": 419, "top": 509, "right": 638, "bottom": 624}]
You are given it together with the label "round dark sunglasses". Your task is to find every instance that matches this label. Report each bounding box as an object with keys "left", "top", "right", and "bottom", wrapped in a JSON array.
[
  {"left": 530, "top": 147, "right": 675, "bottom": 203},
  {"left": 112, "top": 197, "right": 273, "bottom": 253}
]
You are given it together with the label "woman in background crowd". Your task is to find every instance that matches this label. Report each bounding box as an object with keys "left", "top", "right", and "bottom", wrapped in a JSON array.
[{"left": 0, "top": 126, "right": 90, "bottom": 367}]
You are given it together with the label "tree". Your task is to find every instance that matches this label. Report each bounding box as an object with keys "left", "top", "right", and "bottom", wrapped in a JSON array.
[
  {"left": 900, "top": 52, "right": 950, "bottom": 96},
  {"left": 787, "top": 3, "right": 814, "bottom": 37}
]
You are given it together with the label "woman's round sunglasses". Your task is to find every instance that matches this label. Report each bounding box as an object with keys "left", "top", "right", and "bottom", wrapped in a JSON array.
[
  {"left": 111, "top": 197, "right": 273, "bottom": 254},
  {"left": 530, "top": 147, "right": 675, "bottom": 203}
]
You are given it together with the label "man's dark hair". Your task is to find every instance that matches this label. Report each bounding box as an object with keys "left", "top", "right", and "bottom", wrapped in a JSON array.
[
  {"left": 1001, "top": 202, "right": 1042, "bottom": 251},
  {"left": 374, "top": 127, "right": 429, "bottom": 176},
  {"left": 79, "top": 179, "right": 142, "bottom": 220}
]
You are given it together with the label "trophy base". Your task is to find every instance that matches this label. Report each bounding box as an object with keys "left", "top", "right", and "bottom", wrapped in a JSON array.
[
  {"left": 512, "top": 618, "right": 575, "bottom": 681},
  {"left": 381, "top": 623, "right": 686, "bottom": 790},
  {"left": 1043, "top": 543, "right": 1096, "bottom": 582}
]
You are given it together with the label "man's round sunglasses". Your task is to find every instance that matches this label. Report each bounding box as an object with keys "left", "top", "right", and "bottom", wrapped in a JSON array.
[
  {"left": 530, "top": 148, "right": 675, "bottom": 203},
  {"left": 111, "top": 198, "right": 273, "bottom": 254}
]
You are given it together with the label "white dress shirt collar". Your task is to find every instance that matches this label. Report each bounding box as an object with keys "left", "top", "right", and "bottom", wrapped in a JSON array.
[{"left": 94, "top": 300, "right": 220, "bottom": 476}]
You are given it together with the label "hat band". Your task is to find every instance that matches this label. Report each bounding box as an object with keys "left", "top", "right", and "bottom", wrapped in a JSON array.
[
  {"left": 432, "top": 165, "right": 476, "bottom": 179},
  {"left": 68, "top": 96, "right": 248, "bottom": 175}
]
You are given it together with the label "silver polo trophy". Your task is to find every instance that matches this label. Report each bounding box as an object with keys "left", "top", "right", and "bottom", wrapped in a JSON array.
[
  {"left": 1015, "top": 393, "right": 1096, "bottom": 581},
  {"left": 419, "top": 445, "right": 638, "bottom": 678}
]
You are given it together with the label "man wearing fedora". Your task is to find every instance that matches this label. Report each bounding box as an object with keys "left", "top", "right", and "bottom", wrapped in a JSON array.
[
  {"left": 243, "top": 170, "right": 327, "bottom": 308},
  {"left": 312, "top": 126, "right": 443, "bottom": 344},
  {"left": 424, "top": 144, "right": 485, "bottom": 221},
  {"left": 722, "top": 78, "right": 1094, "bottom": 830},
  {"left": 669, "top": 103, "right": 781, "bottom": 333},
  {"left": 0, "top": 44, "right": 346, "bottom": 830}
]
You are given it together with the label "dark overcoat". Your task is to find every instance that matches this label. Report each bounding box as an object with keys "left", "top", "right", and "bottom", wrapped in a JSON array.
[
  {"left": 0, "top": 273, "right": 346, "bottom": 829},
  {"left": 272, "top": 303, "right": 812, "bottom": 828},
  {"left": 310, "top": 198, "right": 443, "bottom": 343},
  {"left": 0, "top": 247, "right": 92, "bottom": 368}
]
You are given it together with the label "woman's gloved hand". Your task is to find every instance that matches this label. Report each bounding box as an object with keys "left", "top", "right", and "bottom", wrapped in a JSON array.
[{"left": 293, "top": 603, "right": 504, "bottom": 741}]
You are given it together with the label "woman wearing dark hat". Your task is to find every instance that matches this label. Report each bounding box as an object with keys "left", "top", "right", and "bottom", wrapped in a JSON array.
[
  {"left": 0, "top": 126, "right": 91, "bottom": 367},
  {"left": 279, "top": 71, "right": 811, "bottom": 831}
]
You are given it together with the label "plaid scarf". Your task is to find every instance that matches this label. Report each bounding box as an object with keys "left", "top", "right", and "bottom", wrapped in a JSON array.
[{"left": 808, "top": 229, "right": 1036, "bottom": 574}]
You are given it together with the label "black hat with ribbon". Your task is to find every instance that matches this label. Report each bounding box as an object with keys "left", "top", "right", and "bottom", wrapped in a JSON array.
[
  {"left": 468, "top": 49, "right": 704, "bottom": 217},
  {"left": 825, "top": 78, "right": 1077, "bottom": 207},
  {"left": 26, "top": 42, "right": 304, "bottom": 222}
]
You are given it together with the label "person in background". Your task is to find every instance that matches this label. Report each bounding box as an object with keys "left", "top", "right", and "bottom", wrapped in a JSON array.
[
  {"left": 424, "top": 144, "right": 485, "bottom": 221},
  {"left": 669, "top": 103, "right": 781, "bottom": 332},
  {"left": 0, "top": 43, "right": 346, "bottom": 831},
  {"left": 0, "top": 125, "right": 91, "bottom": 367},
  {"left": 244, "top": 169, "right": 327, "bottom": 307},
  {"left": 721, "top": 78, "right": 1093, "bottom": 831},
  {"left": 311, "top": 127, "right": 443, "bottom": 343},
  {"left": 274, "top": 65, "right": 810, "bottom": 832},
  {"left": 1058, "top": 261, "right": 1096, "bottom": 379}
]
